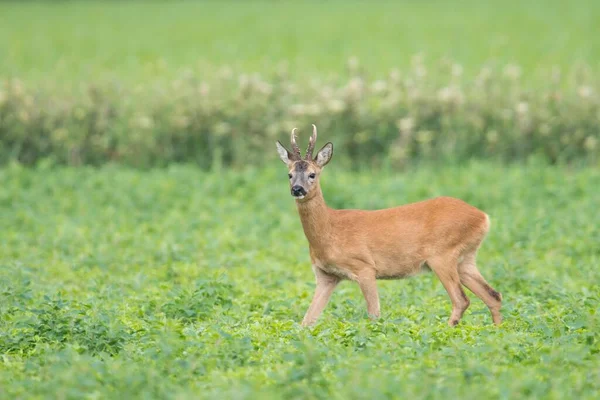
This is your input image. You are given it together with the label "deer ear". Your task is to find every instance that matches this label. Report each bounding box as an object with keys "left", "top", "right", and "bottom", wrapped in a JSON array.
[
  {"left": 275, "top": 141, "right": 292, "bottom": 165},
  {"left": 315, "top": 142, "right": 333, "bottom": 167}
]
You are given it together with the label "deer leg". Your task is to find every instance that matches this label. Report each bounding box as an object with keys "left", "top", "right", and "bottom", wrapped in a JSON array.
[
  {"left": 458, "top": 252, "right": 503, "bottom": 325},
  {"left": 357, "top": 270, "right": 380, "bottom": 320},
  {"left": 428, "top": 255, "right": 470, "bottom": 326},
  {"left": 301, "top": 267, "right": 340, "bottom": 327}
]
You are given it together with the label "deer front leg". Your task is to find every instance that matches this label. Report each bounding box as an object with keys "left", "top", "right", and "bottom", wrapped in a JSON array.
[
  {"left": 357, "top": 270, "right": 380, "bottom": 320},
  {"left": 301, "top": 267, "right": 340, "bottom": 327}
]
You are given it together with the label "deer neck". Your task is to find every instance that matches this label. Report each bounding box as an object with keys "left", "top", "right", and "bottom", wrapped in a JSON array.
[{"left": 296, "top": 186, "right": 333, "bottom": 247}]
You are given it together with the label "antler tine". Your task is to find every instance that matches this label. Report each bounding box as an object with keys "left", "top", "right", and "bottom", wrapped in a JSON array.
[
  {"left": 305, "top": 124, "right": 318, "bottom": 160},
  {"left": 290, "top": 128, "right": 301, "bottom": 159}
]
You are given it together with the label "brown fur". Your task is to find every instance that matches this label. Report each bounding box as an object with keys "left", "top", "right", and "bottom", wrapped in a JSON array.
[{"left": 276, "top": 126, "right": 502, "bottom": 327}]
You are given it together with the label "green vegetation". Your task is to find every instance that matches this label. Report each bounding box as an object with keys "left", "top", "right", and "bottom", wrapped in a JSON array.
[
  {"left": 1, "top": 68, "right": 598, "bottom": 168},
  {"left": 1, "top": 0, "right": 599, "bottom": 398},
  {"left": 1, "top": 163, "right": 599, "bottom": 398},
  {"left": 0, "top": 0, "right": 598, "bottom": 168},
  {"left": 0, "top": 0, "right": 599, "bottom": 82}
]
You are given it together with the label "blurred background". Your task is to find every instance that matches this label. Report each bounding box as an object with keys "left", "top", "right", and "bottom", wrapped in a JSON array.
[{"left": 0, "top": 0, "right": 598, "bottom": 169}]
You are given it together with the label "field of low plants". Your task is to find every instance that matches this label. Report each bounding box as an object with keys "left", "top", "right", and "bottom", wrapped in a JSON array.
[
  {"left": 1, "top": 0, "right": 599, "bottom": 398},
  {"left": 1, "top": 163, "right": 599, "bottom": 398}
]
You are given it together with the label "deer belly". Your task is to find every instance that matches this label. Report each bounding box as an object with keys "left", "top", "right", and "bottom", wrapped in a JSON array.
[
  {"left": 375, "top": 259, "right": 429, "bottom": 280},
  {"left": 318, "top": 264, "right": 358, "bottom": 281}
]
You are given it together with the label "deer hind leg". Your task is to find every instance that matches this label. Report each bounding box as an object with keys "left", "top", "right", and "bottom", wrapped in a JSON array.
[
  {"left": 458, "top": 252, "right": 503, "bottom": 325},
  {"left": 427, "top": 255, "right": 470, "bottom": 326}
]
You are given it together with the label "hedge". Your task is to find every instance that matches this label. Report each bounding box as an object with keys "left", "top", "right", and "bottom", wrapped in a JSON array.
[{"left": 1, "top": 63, "right": 598, "bottom": 169}]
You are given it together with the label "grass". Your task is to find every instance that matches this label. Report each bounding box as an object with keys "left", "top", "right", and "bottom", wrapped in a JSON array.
[
  {"left": 0, "top": 161, "right": 599, "bottom": 398},
  {"left": 0, "top": 0, "right": 599, "bottom": 84}
]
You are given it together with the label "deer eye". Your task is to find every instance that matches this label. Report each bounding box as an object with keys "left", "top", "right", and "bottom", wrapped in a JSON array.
[
  {"left": 309, "top": 173, "right": 316, "bottom": 179},
  {"left": 288, "top": 173, "right": 292, "bottom": 179}
]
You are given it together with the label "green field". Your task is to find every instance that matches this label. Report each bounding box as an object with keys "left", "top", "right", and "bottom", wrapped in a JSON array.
[
  {"left": 1, "top": 0, "right": 599, "bottom": 398},
  {"left": 1, "top": 0, "right": 599, "bottom": 83},
  {"left": 1, "top": 163, "right": 599, "bottom": 398},
  {"left": 1, "top": 0, "right": 599, "bottom": 169}
]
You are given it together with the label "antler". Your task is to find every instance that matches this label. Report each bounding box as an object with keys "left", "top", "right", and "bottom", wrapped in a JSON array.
[
  {"left": 290, "top": 128, "right": 302, "bottom": 160},
  {"left": 305, "top": 124, "right": 317, "bottom": 160}
]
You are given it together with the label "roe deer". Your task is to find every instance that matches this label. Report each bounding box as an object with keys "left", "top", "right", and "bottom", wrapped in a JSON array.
[{"left": 275, "top": 125, "right": 502, "bottom": 327}]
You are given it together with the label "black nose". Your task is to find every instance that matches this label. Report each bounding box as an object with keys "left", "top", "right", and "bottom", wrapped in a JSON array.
[{"left": 291, "top": 185, "right": 306, "bottom": 196}]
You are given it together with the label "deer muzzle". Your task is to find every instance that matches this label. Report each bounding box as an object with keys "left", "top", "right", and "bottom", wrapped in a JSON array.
[{"left": 291, "top": 185, "right": 307, "bottom": 198}]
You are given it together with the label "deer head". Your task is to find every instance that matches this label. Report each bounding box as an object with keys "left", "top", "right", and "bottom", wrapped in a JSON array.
[{"left": 275, "top": 125, "right": 333, "bottom": 200}]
